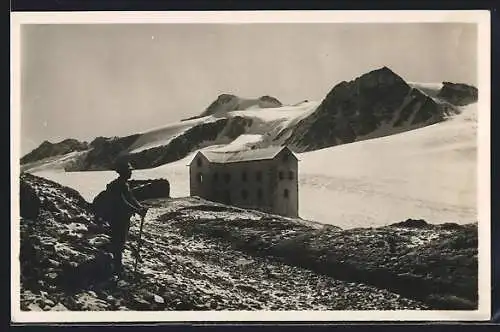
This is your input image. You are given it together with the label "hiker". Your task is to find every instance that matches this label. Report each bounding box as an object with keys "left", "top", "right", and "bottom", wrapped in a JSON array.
[{"left": 107, "top": 161, "right": 148, "bottom": 278}]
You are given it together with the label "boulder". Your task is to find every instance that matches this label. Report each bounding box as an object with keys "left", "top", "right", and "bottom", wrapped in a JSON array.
[
  {"left": 390, "top": 219, "right": 430, "bottom": 229},
  {"left": 130, "top": 179, "right": 170, "bottom": 201},
  {"left": 20, "top": 179, "right": 41, "bottom": 219}
]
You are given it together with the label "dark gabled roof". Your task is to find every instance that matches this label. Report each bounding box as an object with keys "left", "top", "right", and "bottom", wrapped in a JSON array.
[{"left": 193, "top": 146, "right": 295, "bottom": 164}]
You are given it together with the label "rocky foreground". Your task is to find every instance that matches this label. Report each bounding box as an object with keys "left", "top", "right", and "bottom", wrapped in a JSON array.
[{"left": 19, "top": 173, "right": 477, "bottom": 311}]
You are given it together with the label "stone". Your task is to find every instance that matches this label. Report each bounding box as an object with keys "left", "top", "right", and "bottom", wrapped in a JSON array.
[
  {"left": 153, "top": 294, "right": 165, "bottom": 304},
  {"left": 117, "top": 280, "right": 127, "bottom": 288},
  {"left": 27, "top": 303, "right": 43, "bottom": 311},
  {"left": 48, "top": 259, "right": 61, "bottom": 267},
  {"left": 88, "top": 235, "right": 111, "bottom": 247},
  {"left": 43, "top": 299, "right": 55, "bottom": 307},
  {"left": 50, "top": 303, "right": 69, "bottom": 311},
  {"left": 87, "top": 291, "right": 98, "bottom": 297}
]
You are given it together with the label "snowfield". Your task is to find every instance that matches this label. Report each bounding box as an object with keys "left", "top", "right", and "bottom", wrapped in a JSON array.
[
  {"left": 408, "top": 82, "right": 444, "bottom": 98},
  {"left": 33, "top": 100, "right": 477, "bottom": 229},
  {"left": 128, "top": 116, "right": 216, "bottom": 153},
  {"left": 298, "top": 102, "right": 477, "bottom": 228},
  {"left": 127, "top": 101, "right": 320, "bottom": 153}
]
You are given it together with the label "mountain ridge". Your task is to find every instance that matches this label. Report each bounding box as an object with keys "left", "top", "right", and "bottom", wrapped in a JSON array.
[
  {"left": 283, "top": 67, "right": 459, "bottom": 152},
  {"left": 21, "top": 67, "right": 478, "bottom": 172}
]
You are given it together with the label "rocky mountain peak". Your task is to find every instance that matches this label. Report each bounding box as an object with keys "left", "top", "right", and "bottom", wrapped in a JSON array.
[
  {"left": 284, "top": 67, "right": 448, "bottom": 152},
  {"left": 21, "top": 139, "right": 89, "bottom": 165},
  {"left": 354, "top": 66, "right": 408, "bottom": 88}
]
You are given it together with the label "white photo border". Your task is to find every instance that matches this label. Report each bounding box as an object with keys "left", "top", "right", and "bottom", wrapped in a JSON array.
[{"left": 10, "top": 10, "right": 492, "bottom": 323}]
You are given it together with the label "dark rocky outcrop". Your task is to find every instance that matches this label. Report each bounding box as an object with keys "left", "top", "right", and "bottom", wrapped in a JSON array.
[
  {"left": 63, "top": 134, "right": 141, "bottom": 171},
  {"left": 390, "top": 218, "right": 431, "bottom": 229},
  {"left": 21, "top": 139, "right": 89, "bottom": 164},
  {"left": 437, "top": 82, "right": 478, "bottom": 106},
  {"left": 284, "top": 67, "right": 456, "bottom": 152}
]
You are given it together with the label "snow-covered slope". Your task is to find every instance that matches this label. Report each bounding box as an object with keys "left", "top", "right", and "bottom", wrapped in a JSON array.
[
  {"left": 408, "top": 82, "right": 444, "bottom": 98},
  {"left": 127, "top": 117, "right": 217, "bottom": 153},
  {"left": 298, "top": 102, "right": 477, "bottom": 228},
  {"left": 129, "top": 101, "right": 319, "bottom": 153},
  {"left": 33, "top": 102, "right": 477, "bottom": 229}
]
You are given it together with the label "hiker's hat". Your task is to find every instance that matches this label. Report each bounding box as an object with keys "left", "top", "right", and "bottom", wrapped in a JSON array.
[{"left": 114, "top": 161, "right": 134, "bottom": 174}]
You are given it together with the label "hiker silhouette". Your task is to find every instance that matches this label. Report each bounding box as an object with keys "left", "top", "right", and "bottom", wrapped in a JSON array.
[{"left": 100, "top": 161, "right": 148, "bottom": 278}]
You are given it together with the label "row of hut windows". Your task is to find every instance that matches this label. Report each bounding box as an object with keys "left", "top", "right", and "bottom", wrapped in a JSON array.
[{"left": 197, "top": 170, "right": 294, "bottom": 183}]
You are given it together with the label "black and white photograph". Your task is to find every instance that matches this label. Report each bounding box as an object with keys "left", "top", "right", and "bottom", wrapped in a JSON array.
[{"left": 11, "top": 11, "right": 491, "bottom": 322}]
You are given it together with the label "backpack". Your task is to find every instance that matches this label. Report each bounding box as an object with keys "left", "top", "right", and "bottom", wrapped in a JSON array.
[
  {"left": 91, "top": 187, "right": 114, "bottom": 224},
  {"left": 91, "top": 179, "right": 134, "bottom": 225}
]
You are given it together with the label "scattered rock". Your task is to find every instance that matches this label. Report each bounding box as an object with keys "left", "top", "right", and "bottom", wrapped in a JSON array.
[
  {"left": 50, "top": 303, "right": 69, "bottom": 311},
  {"left": 47, "top": 272, "right": 58, "bottom": 279},
  {"left": 153, "top": 294, "right": 165, "bottom": 304},
  {"left": 132, "top": 296, "right": 151, "bottom": 310},
  {"left": 74, "top": 293, "right": 109, "bottom": 311},
  {"left": 27, "top": 303, "right": 43, "bottom": 311}
]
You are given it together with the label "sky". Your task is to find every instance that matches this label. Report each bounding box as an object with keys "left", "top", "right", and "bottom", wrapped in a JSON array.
[{"left": 20, "top": 23, "right": 477, "bottom": 155}]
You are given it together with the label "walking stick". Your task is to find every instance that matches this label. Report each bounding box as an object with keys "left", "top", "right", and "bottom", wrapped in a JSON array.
[{"left": 133, "top": 214, "right": 146, "bottom": 276}]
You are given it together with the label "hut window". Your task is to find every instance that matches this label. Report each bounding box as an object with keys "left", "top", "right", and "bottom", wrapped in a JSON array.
[
  {"left": 242, "top": 189, "right": 248, "bottom": 200},
  {"left": 257, "top": 188, "right": 263, "bottom": 200},
  {"left": 279, "top": 171, "right": 284, "bottom": 180},
  {"left": 256, "top": 171, "right": 262, "bottom": 182},
  {"left": 242, "top": 171, "right": 247, "bottom": 182},
  {"left": 284, "top": 189, "right": 289, "bottom": 198},
  {"left": 197, "top": 157, "right": 203, "bottom": 167},
  {"left": 224, "top": 173, "right": 231, "bottom": 183},
  {"left": 197, "top": 173, "right": 203, "bottom": 183},
  {"left": 288, "top": 171, "right": 294, "bottom": 180}
]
